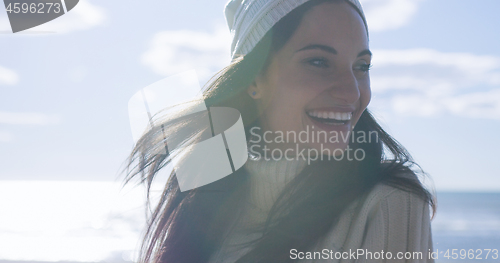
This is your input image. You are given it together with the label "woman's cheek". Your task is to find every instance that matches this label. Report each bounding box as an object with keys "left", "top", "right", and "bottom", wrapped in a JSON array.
[{"left": 361, "top": 81, "right": 371, "bottom": 108}]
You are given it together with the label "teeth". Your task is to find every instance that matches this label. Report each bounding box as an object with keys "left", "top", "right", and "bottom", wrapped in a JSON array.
[{"left": 307, "top": 110, "right": 352, "bottom": 121}]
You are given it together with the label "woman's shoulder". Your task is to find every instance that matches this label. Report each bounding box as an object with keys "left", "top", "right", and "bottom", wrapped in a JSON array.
[
  {"left": 361, "top": 173, "right": 431, "bottom": 218},
  {"left": 315, "top": 174, "right": 434, "bottom": 258}
]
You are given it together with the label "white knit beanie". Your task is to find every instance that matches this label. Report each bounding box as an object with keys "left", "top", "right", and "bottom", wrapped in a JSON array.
[{"left": 224, "top": 0, "right": 367, "bottom": 59}]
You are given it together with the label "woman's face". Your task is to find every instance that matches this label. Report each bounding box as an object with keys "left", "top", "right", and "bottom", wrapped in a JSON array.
[{"left": 249, "top": 1, "right": 371, "bottom": 157}]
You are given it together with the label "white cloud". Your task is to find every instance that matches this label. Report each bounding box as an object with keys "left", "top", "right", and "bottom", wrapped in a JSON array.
[
  {"left": 373, "top": 49, "right": 500, "bottom": 77},
  {"left": 361, "top": 0, "right": 425, "bottom": 32},
  {"left": 141, "top": 25, "right": 232, "bottom": 84},
  {"left": 370, "top": 48, "right": 500, "bottom": 120},
  {"left": 443, "top": 89, "right": 500, "bottom": 120},
  {"left": 0, "top": 65, "right": 19, "bottom": 85},
  {"left": 0, "top": 111, "right": 60, "bottom": 125},
  {"left": 0, "top": 0, "right": 106, "bottom": 34}
]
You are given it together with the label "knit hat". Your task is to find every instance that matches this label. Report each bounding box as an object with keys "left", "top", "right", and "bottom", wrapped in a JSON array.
[{"left": 224, "top": 0, "right": 367, "bottom": 59}]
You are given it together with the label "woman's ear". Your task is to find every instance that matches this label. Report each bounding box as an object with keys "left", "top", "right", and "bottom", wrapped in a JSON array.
[
  {"left": 247, "top": 71, "right": 267, "bottom": 99},
  {"left": 247, "top": 80, "right": 263, "bottom": 99}
]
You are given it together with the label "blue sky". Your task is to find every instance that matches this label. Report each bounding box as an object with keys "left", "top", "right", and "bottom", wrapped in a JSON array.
[{"left": 1, "top": 0, "right": 500, "bottom": 191}]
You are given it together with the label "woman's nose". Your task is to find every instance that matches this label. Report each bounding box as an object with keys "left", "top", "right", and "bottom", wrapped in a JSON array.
[{"left": 328, "top": 69, "right": 360, "bottom": 105}]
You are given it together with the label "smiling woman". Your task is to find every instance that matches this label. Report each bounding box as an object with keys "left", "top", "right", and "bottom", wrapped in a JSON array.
[{"left": 125, "top": 0, "right": 436, "bottom": 262}]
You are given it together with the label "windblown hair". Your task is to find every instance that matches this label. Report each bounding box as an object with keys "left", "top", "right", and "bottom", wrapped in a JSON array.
[{"left": 124, "top": 0, "right": 436, "bottom": 262}]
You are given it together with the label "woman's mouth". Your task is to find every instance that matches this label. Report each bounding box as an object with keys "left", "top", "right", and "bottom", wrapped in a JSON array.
[{"left": 306, "top": 110, "right": 352, "bottom": 125}]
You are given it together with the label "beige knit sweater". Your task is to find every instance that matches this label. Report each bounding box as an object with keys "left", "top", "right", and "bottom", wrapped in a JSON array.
[{"left": 208, "top": 158, "right": 434, "bottom": 262}]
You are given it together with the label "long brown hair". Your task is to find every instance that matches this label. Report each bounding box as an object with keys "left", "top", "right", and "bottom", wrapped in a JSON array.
[{"left": 124, "top": 1, "right": 436, "bottom": 262}]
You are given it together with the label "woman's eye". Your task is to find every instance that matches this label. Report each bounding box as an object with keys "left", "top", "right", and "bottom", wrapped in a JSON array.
[
  {"left": 355, "top": 63, "right": 372, "bottom": 72},
  {"left": 306, "top": 58, "right": 329, "bottom": 68}
]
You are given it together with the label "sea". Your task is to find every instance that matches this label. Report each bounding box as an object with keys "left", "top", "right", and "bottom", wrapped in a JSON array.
[
  {"left": 0, "top": 181, "right": 498, "bottom": 263},
  {"left": 431, "top": 192, "right": 500, "bottom": 262}
]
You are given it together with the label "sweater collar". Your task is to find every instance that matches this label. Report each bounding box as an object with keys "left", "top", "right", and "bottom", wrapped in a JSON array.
[{"left": 242, "top": 156, "right": 307, "bottom": 219}]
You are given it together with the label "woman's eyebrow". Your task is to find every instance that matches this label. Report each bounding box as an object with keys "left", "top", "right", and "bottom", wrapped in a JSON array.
[
  {"left": 296, "top": 44, "right": 337, "bottom": 54},
  {"left": 357, "top": 49, "right": 372, "bottom": 57},
  {"left": 296, "top": 44, "right": 372, "bottom": 57}
]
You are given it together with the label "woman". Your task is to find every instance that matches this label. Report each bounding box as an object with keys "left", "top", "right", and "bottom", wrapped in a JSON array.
[{"left": 125, "top": 0, "right": 436, "bottom": 262}]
